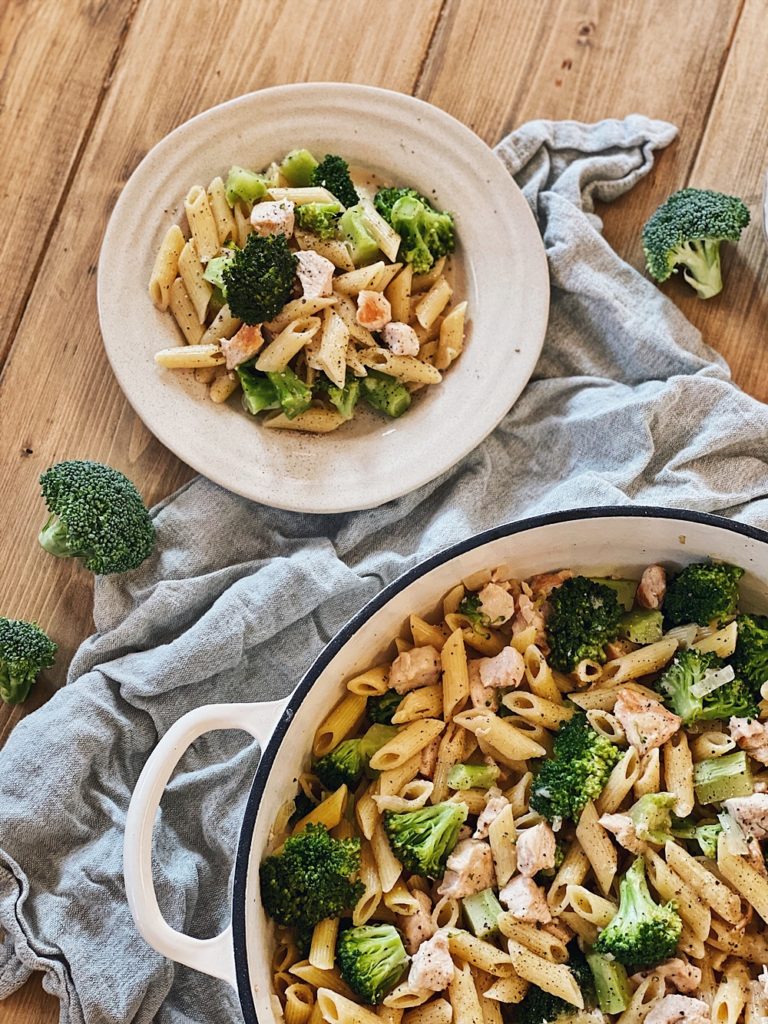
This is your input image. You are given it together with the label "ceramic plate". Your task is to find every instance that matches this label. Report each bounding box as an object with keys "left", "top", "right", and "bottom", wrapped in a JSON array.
[{"left": 98, "top": 84, "right": 549, "bottom": 513}]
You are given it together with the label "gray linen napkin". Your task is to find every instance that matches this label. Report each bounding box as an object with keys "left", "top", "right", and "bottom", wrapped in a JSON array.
[{"left": 2, "top": 115, "right": 768, "bottom": 1024}]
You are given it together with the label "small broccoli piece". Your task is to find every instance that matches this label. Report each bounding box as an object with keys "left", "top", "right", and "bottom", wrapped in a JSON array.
[
  {"left": 260, "top": 822, "right": 363, "bottom": 931},
  {"left": 367, "top": 690, "right": 403, "bottom": 725},
  {"left": 694, "top": 750, "right": 753, "bottom": 805},
  {"left": 530, "top": 712, "right": 621, "bottom": 824},
  {"left": 447, "top": 762, "right": 500, "bottom": 791},
  {"left": 223, "top": 232, "right": 297, "bottom": 325},
  {"left": 628, "top": 793, "right": 677, "bottom": 844},
  {"left": 288, "top": 789, "right": 316, "bottom": 828},
  {"left": 373, "top": 187, "right": 455, "bottom": 275},
  {"left": 587, "top": 952, "right": 631, "bottom": 1014},
  {"left": 462, "top": 888, "right": 504, "bottom": 940},
  {"left": 361, "top": 370, "right": 412, "bottom": 418},
  {"left": 266, "top": 368, "right": 313, "bottom": 419},
  {"left": 313, "top": 724, "right": 398, "bottom": 791},
  {"left": 383, "top": 802, "right": 468, "bottom": 878},
  {"left": 339, "top": 204, "right": 380, "bottom": 266},
  {"left": 657, "top": 648, "right": 757, "bottom": 725},
  {"left": 202, "top": 249, "right": 237, "bottom": 291},
  {"left": 731, "top": 614, "right": 768, "bottom": 692},
  {"left": 311, "top": 154, "right": 359, "bottom": 208},
  {"left": 457, "top": 593, "right": 492, "bottom": 637},
  {"left": 314, "top": 375, "right": 361, "bottom": 420},
  {"left": 642, "top": 188, "right": 750, "bottom": 299},
  {"left": 589, "top": 577, "right": 637, "bottom": 611},
  {"left": 295, "top": 201, "right": 343, "bottom": 240},
  {"left": 546, "top": 576, "right": 623, "bottom": 672},
  {"left": 336, "top": 924, "right": 409, "bottom": 1005},
  {"left": 594, "top": 857, "right": 682, "bottom": 969},
  {"left": 39, "top": 461, "right": 155, "bottom": 575},
  {"left": 280, "top": 149, "right": 319, "bottom": 188},
  {"left": 619, "top": 609, "right": 664, "bottom": 644},
  {"left": 670, "top": 818, "right": 722, "bottom": 858},
  {"left": 517, "top": 944, "right": 594, "bottom": 1024},
  {"left": 664, "top": 561, "right": 743, "bottom": 628},
  {"left": 0, "top": 618, "right": 57, "bottom": 704},
  {"left": 237, "top": 366, "right": 280, "bottom": 415},
  {"left": 224, "top": 166, "right": 268, "bottom": 206}
]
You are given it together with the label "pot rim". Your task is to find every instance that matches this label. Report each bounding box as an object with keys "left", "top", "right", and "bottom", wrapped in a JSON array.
[{"left": 231, "top": 504, "right": 768, "bottom": 1021}]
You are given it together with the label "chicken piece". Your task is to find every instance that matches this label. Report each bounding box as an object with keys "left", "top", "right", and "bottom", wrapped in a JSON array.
[
  {"left": 724, "top": 793, "right": 768, "bottom": 840},
  {"left": 637, "top": 565, "right": 667, "bottom": 610},
  {"left": 468, "top": 659, "right": 499, "bottom": 712},
  {"left": 598, "top": 813, "right": 647, "bottom": 855},
  {"left": 730, "top": 716, "right": 768, "bottom": 766},
  {"left": 498, "top": 876, "right": 552, "bottom": 924},
  {"left": 390, "top": 645, "right": 441, "bottom": 695},
  {"left": 511, "top": 593, "right": 547, "bottom": 645},
  {"left": 605, "top": 639, "right": 638, "bottom": 660},
  {"left": 614, "top": 688, "right": 681, "bottom": 756},
  {"left": 396, "top": 890, "right": 436, "bottom": 955},
  {"left": 219, "top": 323, "right": 264, "bottom": 370},
  {"left": 382, "top": 321, "right": 420, "bottom": 356},
  {"left": 477, "top": 582, "right": 516, "bottom": 625},
  {"left": 437, "top": 839, "right": 494, "bottom": 899},
  {"left": 473, "top": 788, "right": 509, "bottom": 840},
  {"left": 644, "top": 995, "right": 710, "bottom": 1024},
  {"left": 419, "top": 736, "right": 441, "bottom": 779},
  {"left": 294, "top": 250, "right": 334, "bottom": 298},
  {"left": 528, "top": 570, "right": 573, "bottom": 600},
  {"left": 516, "top": 821, "right": 557, "bottom": 877},
  {"left": 747, "top": 837, "right": 768, "bottom": 877},
  {"left": 478, "top": 646, "right": 526, "bottom": 689},
  {"left": 631, "top": 958, "right": 702, "bottom": 994},
  {"left": 356, "top": 290, "right": 392, "bottom": 331},
  {"left": 250, "top": 199, "right": 295, "bottom": 237},
  {"left": 407, "top": 929, "right": 455, "bottom": 992},
  {"left": 544, "top": 919, "right": 573, "bottom": 944}
]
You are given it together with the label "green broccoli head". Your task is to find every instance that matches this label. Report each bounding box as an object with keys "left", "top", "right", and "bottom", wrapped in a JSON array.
[
  {"left": 260, "top": 823, "right": 363, "bottom": 931},
  {"left": 546, "top": 576, "right": 623, "bottom": 672},
  {"left": 314, "top": 375, "right": 361, "bottom": 420},
  {"left": 628, "top": 793, "right": 676, "bottom": 845},
  {"left": 664, "top": 561, "right": 744, "bottom": 628},
  {"left": 530, "top": 712, "right": 621, "bottom": 824},
  {"left": 373, "top": 187, "right": 455, "bottom": 274},
  {"left": 0, "top": 618, "right": 57, "bottom": 704},
  {"left": 383, "top": 801, "right": 467, "bottom": 878},
  {"left": 265, "top": 367, "right": 312, "bottom": 420},
  {"left": 658, "top": 647, "right": 757, "bottom": 725},
  {"left": 295, "top": 201, "right": 343, "bottom": 240},
  {"left": 367, "top": 690, "right": 403, "bottom": 725},
  {"left": 313, "top": 725, "right": 398, "bottom": 791},
  {"left": 39, "top": 460, "right": 155, "bottom": 575},
  {"left": 457, "top": 593, "right": 492, "bottom": 637},
  {"left": 336, "top": 924, "right": 409, "bottom": 1004},
  {"left": 731, "top": 614, "right": 768, "bottom": 692},
  {"left": 642, "top": 188, "right": 750, "bottom": 299},
  {"left": 223, "top": 232, "right": 297, "bottom": 325},
  {"left": 311, "top": 155, "right": 359, "bottom": 208},
  {"left": 670, "top": 818, "right": 723, "bottom": 859},
  {"left": 593, "top": 858, "right": 682, "bottom": 968},
  {"left": 517, "top": 943, "right": 594, "bottom": 1024},
  {"left": 361, "top": 370, "right": 411, "bottom": 419}
]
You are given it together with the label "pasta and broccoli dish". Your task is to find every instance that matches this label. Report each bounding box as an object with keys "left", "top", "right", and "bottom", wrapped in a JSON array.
[
  {"left": 259, "top": 558, "right": 768, "bottom": 1024},
  {"left": 148, "top": 149, "right": 466, "bottom": 433}
]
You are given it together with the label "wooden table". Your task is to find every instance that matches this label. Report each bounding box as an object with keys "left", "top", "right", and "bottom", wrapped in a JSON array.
[{"left": 1, "top": 0, "right": 767, "bottom": 1019}]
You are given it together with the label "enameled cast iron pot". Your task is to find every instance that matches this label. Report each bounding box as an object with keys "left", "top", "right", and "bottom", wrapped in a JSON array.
[{"left": 124, "top": 507, "right": 768, "bottom": 1023}]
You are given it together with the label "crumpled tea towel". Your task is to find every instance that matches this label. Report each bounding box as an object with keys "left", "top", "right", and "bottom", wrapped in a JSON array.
[{"left": 2, "top": 115, "right": 768, "bottom": 1024}]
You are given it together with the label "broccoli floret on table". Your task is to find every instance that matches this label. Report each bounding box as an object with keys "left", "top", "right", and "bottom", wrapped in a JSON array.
[
  {"left": 336, "top": 924, "right": 409, "bottom": 1004},
  {"left": 311, "top": 154, "right": 359, "bottom": 208},
  {"left": 0, "top": 618, "right": 57, "bottom": 704},
  {"left": 313, "top": 724, "right": 398, "bottom": 791},
  {"left": 222, "top": 232, "right": 297, "bottom": 325},
  {"left": 373, "top": 187, "right": 455, "bottom": 274},
  {"left": 367, "top": 690, "right": 402, "bottom": 725},
  {"left": 39, "top": 460, "right": 155, "bottom": 575},
  {"left": 663, "top": 561, "right": 744, "bottom": 628},
  {"left": 530, "top": 712, "right": 621, "bottom": 824},
  {"left": 546, "top": 576, "right": 623, "bottom": 672},
  {"left": 642, "top": 187, "right": 750, "bottom": 299},
  {"left": 383, "top": 801, "right": 467, "bottom": 878},
  {"left": 295, "top": 202, "right": 343, "bottom": 240},
  {"left": 657, "top": 647, "right": 757, "bottom": 724},
  {"left": 731, "top": 614, "right": 768, "bottom": 691},
  {"left": 593, "top": 857, "right": 682, "bottom": 969},
  {"left": 260, "top": 823, "right": 363, "bottom": 931}
]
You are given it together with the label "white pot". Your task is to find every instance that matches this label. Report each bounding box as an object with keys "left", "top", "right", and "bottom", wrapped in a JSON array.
[{"left": 124, "top": 506, "right": 768, "bottom": 1022}]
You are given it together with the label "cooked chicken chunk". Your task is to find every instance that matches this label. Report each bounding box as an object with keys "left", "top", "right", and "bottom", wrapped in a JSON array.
[
  {"left": 390, "top": 645, "right": 441, "bottom": 695},
  {"left": 631, "top": 958, "right": 702, "bottom": 994},
  {"left": 498, "top": 876, "right": 552, "bottom": 924},
  {"left": 295, "top": 250, "right": 335, "bottom": 298},
  {"left": 219, "top": 323, "right": 264, "bottom": 370},
  {"left": 478, "top": 646, "right": 525, "bottom": 689},
  {"left": 250, "top": 199, "right": 295, "bottom": 237},
  {"left": 477, "top": 582, "right": 516, "bottom": 625},
  {"left": 468, "top": 659, "right": 499, "bottom": 712},
  {"left": 724, "top": 793, "right": 768, "bottom": 840},
  {"left": 644, "top": 995, "right": 710, "bottom": 1024},
  {"left": 356, "top": 290, "right": 391, "bottom": 331},
  {"left": 437, "top": 839, "right": 494, "bottom": 899},
  {"left": 407, "top": 929, "right": 455, "bottom": 992},
  {"left": 382, "top": 321, "right": 420, "bottom": 356},
  {"left": 730, "top": 716, "right": 768, "bottom": 766},
  {"left": 637, "top": 565, "right": 667, "bottom": 610},
  {"left": 397, "top": 890, "right": 436, "bottom": 955},
  {"left": 614, "top": 688, "right": 681, "bottom": 756},
  {"left": 473, "top": 788, "right": 509, "bottom": 840},
  {"left": 516, "top": 822, "right": 557, "bottom": 878},
  {"left": 511, "top": 593, "right": 546, "bottom": 644},
  {"left": 598, "top": 813, "right": 647, "bottom": 854},
  {"left": 528, "top": 570, "right": 573, "bottom": 600}
]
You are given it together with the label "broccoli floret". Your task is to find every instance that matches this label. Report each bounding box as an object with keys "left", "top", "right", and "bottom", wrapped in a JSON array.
[
  {"left": 546, "top": 577, "right": 623, "bottom": 672},
  {"left": 265, "top": 367, "right": 313, "bottom": 420},
  {"left": 0, "top": 618, "right": 57, "bottom": 704},
  {"left": 288, "top": 789, "right": 316, "bottom": 828},
  {"left": 374, "top": 187, "right": 455, "bottom": 274},
  {"left": 664, "top": 561, "right": 744, "bottom": 628},
  {"left": 224, "top": 166, "right": 268, "bottom": 206},
  {"left": 731, "top": 614, "right": 768, "bottom": 692},
  {"left": 642, "top": 188, "right": 750, "bottom": 299},
  {"left": 260, "top": 822, "right": 363, "bottom": 931},
  {"left": 295, "top": 202, "right": 343, "bottom": 240},
  {"left": 361, "top": 370, "right": 411, "bottom": 418},
  {"left": 517, "top": 944, "right": 594, "bottom": 1024},
  {"left": 39, "top": 461, "right": 155, "bottom": 575},
  {"left": 222, "top": 232, "right": 297, "bottom": 325},
  {"left": 619, "top": 609, "right": 663, "bottom": 644},
  {"left": 627, "top": 793, "right": 677, "bottom": 844},
  {"left": 383, "top": 802, "right": 467, "bottom": 878},
  {"left": 670, "top": 818, "right": 722, "bottom": 858},
  {"left": 237, "top": 366, "right": 280, "bottom": 415},
  {"left": 313, "top": 724, "right": 398, "bottom": 791},
  {"left": 447, "top": 762, "right": 500, "bottom": 791},
  {"left": 338, "top": 205, "right": 380, "bottom": 266},
  {"left": 593, "top": 858, "right": 682, "bottom": 968},
  {"left": 280, "top": 149, "right": 319, "bottom": 188},
  {"left": 530, "top": 712, "right": 621, "bottom": 824},
  {"left": 657, "top": 647, "right": 757, "bottom": 724},
  {"left": 336, "top": 924, "right": 408, "bottom": 1004},
  {"left": 202, "top": 247, "right": 238, "bottom": 291},
  {"left": 314, "top": 375, "right": 361, "bottom": 420},
  {"left": 367, "top": 690, "right": 402, "bottom": 725},
  {"left": 311, "top": 154, "right": 358, "bottom": 208},
  {"left": 587, "top": 952, "right": 631, "bottom": 1015},
  {"left": 457, "top": 593, "right": 492, "bottom": 636}
]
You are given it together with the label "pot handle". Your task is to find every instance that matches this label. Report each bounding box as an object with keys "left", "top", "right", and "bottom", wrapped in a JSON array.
[{"left": 123, "top": 698, "right": 290, "bottom": 988}]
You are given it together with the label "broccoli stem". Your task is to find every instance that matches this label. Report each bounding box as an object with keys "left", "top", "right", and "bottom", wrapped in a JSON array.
[
  {"left": 693, "top": 750, "right": 753, "bottom": 805},
  {"left": 38, "top": 513, "right": 78, "bottom": 559},
  {"left": 280, "top": 149, "right": 319, "bottom": 188},
  {"left": 447, "top": 762, "right": 500, "bottom": 791},
  {"left": 362, "top": 371, "right": 411, "bottom": 418},
  {"left": 678, "top": 238, "right": 723, "bottom": 299},
  {"left": 462, "top": 888, "right": 504, "bottom": 940},
  {"left": 224, "top": 166, "right": 267, "bottom": 207},
  {"left": 620, "top": 609, "right": 664, "bottom": 644},
  {"left": 587, "top": 952, "right": 631, "bottom": 1014}
]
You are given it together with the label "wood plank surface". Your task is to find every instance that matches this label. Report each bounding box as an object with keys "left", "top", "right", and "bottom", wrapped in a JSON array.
[{"left": 2, "top": 0, "right": 768, "bottom": 1019}]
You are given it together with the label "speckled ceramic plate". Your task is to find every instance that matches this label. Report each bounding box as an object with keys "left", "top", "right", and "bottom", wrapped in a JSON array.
[{"left": 98, "top": 84, "right": 549, "bottom": 513}]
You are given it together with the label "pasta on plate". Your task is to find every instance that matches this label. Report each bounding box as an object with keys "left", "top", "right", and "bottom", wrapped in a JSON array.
[
  {"left": 148, "top": 148, "right": 467, "bottom": 433},
  {"left": 259, "top": 558, "right": 768, "bottom": 1024}
]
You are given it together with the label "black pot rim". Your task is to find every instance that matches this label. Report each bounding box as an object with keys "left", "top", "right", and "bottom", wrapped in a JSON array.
[{"left": 231, "top": 504, "right": 768, "bottom": 1022}]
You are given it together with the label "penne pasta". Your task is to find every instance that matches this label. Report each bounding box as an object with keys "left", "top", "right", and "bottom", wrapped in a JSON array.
[
  {"left": 184, "top": 185, "right": 219, "bottom": 262},
  {"left": 149, "top": 224, "right": 185, "bottom": 309}
]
